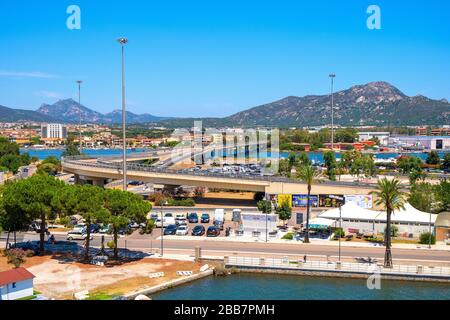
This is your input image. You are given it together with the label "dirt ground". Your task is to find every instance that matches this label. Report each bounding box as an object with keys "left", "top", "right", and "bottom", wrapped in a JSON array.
[{"left": 0, "top": 251, "right": 203, "bottom": 300}]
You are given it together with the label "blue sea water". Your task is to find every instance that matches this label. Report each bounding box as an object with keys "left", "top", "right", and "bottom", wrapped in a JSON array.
[
  {"left": 152, "top": 273, "right": 450, "bottom": 300},
  {"left": 20, "top": 148, "right": 439, "bottom": 164}
]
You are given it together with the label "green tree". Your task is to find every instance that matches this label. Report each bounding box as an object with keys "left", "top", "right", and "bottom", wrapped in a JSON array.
[
  {"left": 370, "top": 178, "right": 406, "bottom": 268},
  {"left": 37, "top": 156, "right": 62, "bottom": 176},
  {"left": 335, "top": 128, "right": 358, "bottom": 143},
  {"left": 397, "top": 156, "right": 423, "bottom": 174},
  {"left": 362, "top": 155, "right": 378, "bottom": 178},
  {"left": 103, "top": 189, "right": 151, "bottom": 259},
  {"left": 1, "top": 185, "right": 34, "bottom": 247},
  {"left": 442, "top": 153, "right": 450, "bottom": 170},
  {"left": 3, "top": 175, "right": 65, "bottom": 252},
  {"left": 408, "top": 183, "right": 435, "bottom": 213},
  {"left": 276, "top": 200, "right": 292, "bottom": 224},
  {"left": 62, "top": 135, "right": 81, "bottom": 157},
  {"left": 0, "top": 153, "right": 31, "bottom": 174},
  {"left": 72, "top": 185, "right": 109, "bottom": 261},
  {"left": 434, "top": 181, "right": 450, "bottom": 213},
  {"left": 297, "top": 165, "right": 322, "bottom": 243},
  {"left": 257, "top": 200, "right": 272, "bottom": 214},
  {"left": 426, "top": 151, "right": 440, "bottom": 165},
  {"left": 323, "top": 151, "right": 337, "bottom": 181}
]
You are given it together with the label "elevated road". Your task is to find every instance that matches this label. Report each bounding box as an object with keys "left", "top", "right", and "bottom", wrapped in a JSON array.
[{"left": 62, "top": 156, "right": 378, "bottom": 194}]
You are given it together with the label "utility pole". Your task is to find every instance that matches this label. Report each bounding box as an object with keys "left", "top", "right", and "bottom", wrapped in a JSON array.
[
  {"left": 117, "top": 37, "right": 128, "bottom": 191},
  {"left": 76, "top": 80, "right": 83, "bottom": 153},
  {"left": 329, "top": 74, "right": 336, "bottom": 150}
]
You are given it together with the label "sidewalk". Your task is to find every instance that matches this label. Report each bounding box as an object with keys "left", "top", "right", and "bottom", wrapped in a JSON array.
[{"left": 159, "top": 235, "right": 450, "bottom": 251}]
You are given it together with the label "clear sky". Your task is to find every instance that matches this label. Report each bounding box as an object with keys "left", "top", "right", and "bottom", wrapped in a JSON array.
[{"left": 1, "top": 0, "right": 449, "bottom": 117}]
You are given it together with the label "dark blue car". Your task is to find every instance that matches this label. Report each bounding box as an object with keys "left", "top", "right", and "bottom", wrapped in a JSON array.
[
  {"left": 191, "top": 225, "right": 205, "bottom": 236},
  {"left": 201, "top": 213, "right": 210, "bottom": 223},
  {"left": 188, "top": 213, "right": 199, "bottom": 223},
  {"left": 164, "top": 224, "right": 178, "bottom": 235}
]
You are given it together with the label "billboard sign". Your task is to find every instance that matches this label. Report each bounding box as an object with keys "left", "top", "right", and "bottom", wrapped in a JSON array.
[
  {"left": 344, "top": 195, "right": 373, "bottom": 209},
  {"left": 292, "top": 194, "right": 319, "bottom": 207},
  {"left": 319, "top": 194, "right": 345, "bottom": 208}
]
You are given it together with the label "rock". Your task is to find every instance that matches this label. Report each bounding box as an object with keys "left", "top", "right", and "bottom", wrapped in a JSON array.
[{"left": 200, "top": 264, "right": 210, "bottom": 272}]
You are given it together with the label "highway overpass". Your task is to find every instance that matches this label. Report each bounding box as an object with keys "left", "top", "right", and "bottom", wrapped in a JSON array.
[{"left": 61, "top": 156, "right": 377, "bottom": 195}]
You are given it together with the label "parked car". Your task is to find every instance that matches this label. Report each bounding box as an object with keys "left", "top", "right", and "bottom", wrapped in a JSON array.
[
  {"left": 150, "top": 213, "right": 159, "bottom": 221},
  {"left": 129, "top": 221, "right": 140, "bottom": 229},
  {"left": 90, "top": 224, "right": 101, "bottom": 233},
  {"left": 207, "top": 226, "right": 220, "bottom": 237},
  {"left": 164, "top": 213, "right": 173, "bottom": 218},
  {"left": 187, "top": 213, "right": 199, "bottom": 223},
  {"left": 118, "top": 226, "right": 132, "bottom": 235},
  {"left": 175, "top": 214, "right": 187, "bottom": 225},
  {"left": 192, "top": 225, "right": 205, "bottom": 236},
  {"left": 164, "top": 224, "right": 178, "bottom": 235},
  {"left": 99, "top": 224, "right": 110, "bottom": 234},
  {"left": 176, "top": 225, "right": 189, "bottom": 236},
  {"left": 214, "top": 220, "right": 224, "bottom": 231},
  {"left": 200, "top": 213, "right": 210, "bottom": 223},
  {"left": 66, "top": 231, "right": 92, "bottom": 241},
  {"left": 30, "top": 221, "right": 48, "bottom": 234}
]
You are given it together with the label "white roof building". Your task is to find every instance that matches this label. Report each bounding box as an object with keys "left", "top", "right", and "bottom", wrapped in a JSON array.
[{"left": 318, "top": 202, "right": 437, "bottom": 236}]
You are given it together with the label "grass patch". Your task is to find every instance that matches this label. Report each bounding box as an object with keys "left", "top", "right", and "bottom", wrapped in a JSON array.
[
  {"left": 282, "top": 232, "right": 294, "bottom": 240},
  {"left": 86, "top": 292, "right": 121, "bottom": 300},
  {"left": 16, "top": 295, "right": 37, "bottom": 300},
  {"left": 33, "top": 290, "right": 41, "bottom": 295}
]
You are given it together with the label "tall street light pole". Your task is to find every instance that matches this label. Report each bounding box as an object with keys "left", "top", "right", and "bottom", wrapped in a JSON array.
[
  {"left": 329, "top": 74, "right": 336, "bottom": 150},
  {"left": 76, "top": 80, "right": 83, "bottom": 154},
  {"left": 117, "top": 37, "right": 128, "bottom": 191}
]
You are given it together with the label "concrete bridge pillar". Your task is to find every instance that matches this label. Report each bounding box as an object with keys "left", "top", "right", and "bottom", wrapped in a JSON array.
[{"left": 91, "top": 178, "right": 106, "bottom": 188}]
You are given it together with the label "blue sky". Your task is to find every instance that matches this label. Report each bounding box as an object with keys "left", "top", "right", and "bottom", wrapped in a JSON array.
[{"left": 1, "top": 0, "right": 449, "bottom": 117}]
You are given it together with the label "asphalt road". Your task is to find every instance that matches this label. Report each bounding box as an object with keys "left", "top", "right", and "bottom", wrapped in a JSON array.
[{"left": 20, "top": 232, "right": 450, "bottom": 264}]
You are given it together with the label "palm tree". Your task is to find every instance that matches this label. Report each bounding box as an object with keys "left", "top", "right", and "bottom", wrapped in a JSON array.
[
  {"left": 370, "top": 178, "right": 406, "bottom": 268},
  {"left": 297, "top": 165, "right": 322, "bottom": 243}
]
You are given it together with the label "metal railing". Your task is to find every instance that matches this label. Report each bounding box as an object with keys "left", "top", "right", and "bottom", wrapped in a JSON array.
[{"left": 226, "top": 256, "right": 450, "bottom": 277}]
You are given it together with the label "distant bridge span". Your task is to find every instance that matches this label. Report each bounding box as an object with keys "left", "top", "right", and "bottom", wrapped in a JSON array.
[{"left": 61, "top": 157, "right": 376, "bottom": 195}]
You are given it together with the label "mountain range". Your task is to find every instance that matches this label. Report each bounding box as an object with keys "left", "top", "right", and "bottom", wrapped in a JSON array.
[
  {"left": 1, "top": 82, "right": 449, "bottom": 127},
  {"left": 159, "top": 82, "right": 450, "bottom": 127}
]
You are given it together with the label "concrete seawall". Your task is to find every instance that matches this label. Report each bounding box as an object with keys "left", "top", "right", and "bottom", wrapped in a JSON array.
[
  {"left": 228, "top": 266, "right": 450, "bottom": 283},
  {"left": 124, "top": 270, "right": 214, "bottom": 300}
]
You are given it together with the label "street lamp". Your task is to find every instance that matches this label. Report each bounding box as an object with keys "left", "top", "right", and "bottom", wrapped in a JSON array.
[
  {"left": 429, "top": 211, "right": 432, "bottom": 249},
  {"left": 329, "top": 74, "right": 336, "bottom": 150},
  {"left": 160, "top": 200, "right": 168, "bottom": 257},
  {"left": 117, "top": 37, "right": 128, "bottom": 191},
  {"left": 329, "top": 195, "right": 344, "bottom": 262},
  {"left": 76, "top": 80, "right": 83, "bottom": 154}
]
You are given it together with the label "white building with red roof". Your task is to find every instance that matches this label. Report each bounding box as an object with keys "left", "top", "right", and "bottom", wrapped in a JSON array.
[{"left": 0, "top": 267, "right": 35, "bottom": 300}]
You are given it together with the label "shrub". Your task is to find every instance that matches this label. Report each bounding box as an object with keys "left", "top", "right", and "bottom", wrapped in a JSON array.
[
  {"left": 419, "top": 232, "right": 436, "bottom": 245},
  {"left": 4, "top": 248, "right": 29, "bottom": 268},
  {"left": 384, "top": 225, "right": 399, "bottom": 237},
  {"left": 334, "top": 228, "right": 345, "bottom": 238},
  {"left": 107, "top": 241, "right": 116, "bottom": 249},
  {"left": 282, "top": 232, "right": 294, "bottom": 240},
  {"left": 57, "top": 216, "right": 70, "bottom": 227},
  {"left": 166, "top": 198, "right": 195, "bottom": 207}
]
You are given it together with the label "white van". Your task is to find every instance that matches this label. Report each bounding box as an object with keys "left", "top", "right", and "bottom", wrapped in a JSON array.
[{"left": 214, "top": 209, "right": 225, "bottom": 223}]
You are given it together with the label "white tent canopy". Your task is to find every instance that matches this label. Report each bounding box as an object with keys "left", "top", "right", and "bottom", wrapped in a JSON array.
[
  {"left": 319, "top": 202, "right": 379, "bottom": 221},
  {"left": 376, "top": 203, "right": 437, "bottom": 224},
  {"left": 307, "top": 218, "right": 335, "bottom": 228},
  {"left": 319, "top": 202, "right": 436, "bottom": 225}
]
